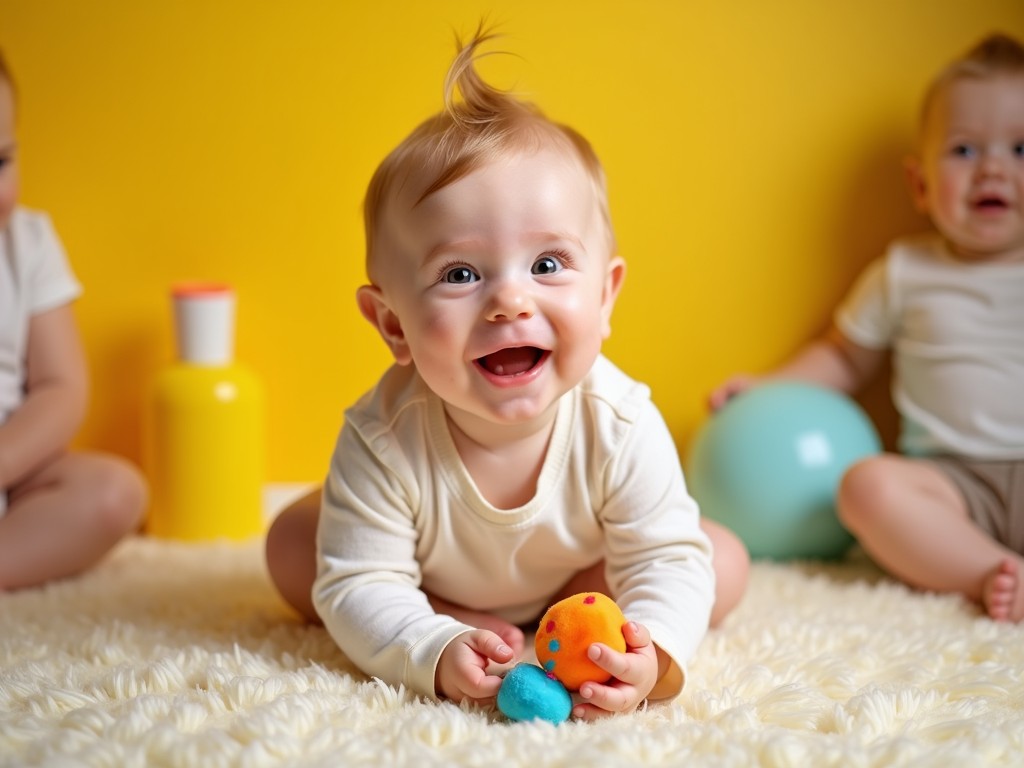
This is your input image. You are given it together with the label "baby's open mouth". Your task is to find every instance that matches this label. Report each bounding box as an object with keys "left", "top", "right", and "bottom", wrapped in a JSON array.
[
  {"left": 974, "top": 195, "right": 1008, "bottom": 210},
  {"left": 476, "top": 347, "right": 546, "bottom": 376}
]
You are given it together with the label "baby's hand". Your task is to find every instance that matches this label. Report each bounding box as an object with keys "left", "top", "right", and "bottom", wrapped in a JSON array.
[
  {"left": 435, "top": 629, "right": 515, "bottom": 705},
  {"left": 571, "top": 620, "right": 659, "bottom": 721},
  {"left": 708, "top": 374, "right": 758, "bottom": 411}
]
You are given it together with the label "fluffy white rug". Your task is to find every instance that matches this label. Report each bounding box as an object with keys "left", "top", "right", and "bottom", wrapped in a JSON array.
[{"left": 2, "top": 536, "right": 1024, "bottom": 767}]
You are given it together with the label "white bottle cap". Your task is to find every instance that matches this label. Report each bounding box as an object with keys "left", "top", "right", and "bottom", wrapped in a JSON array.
[{"left": 172, "top": 283, "right": 236, "bottom": 365}]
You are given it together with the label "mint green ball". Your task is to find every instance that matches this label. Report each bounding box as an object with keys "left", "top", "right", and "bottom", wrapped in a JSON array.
[{"left": 688, "top": 382, "right": 881, "bottom": 560}]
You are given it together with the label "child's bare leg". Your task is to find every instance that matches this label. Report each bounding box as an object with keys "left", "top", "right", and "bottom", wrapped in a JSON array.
[
  {"left": 0, "top": 452, "right": 146, "bottom": 591},
  {"left": 838, "top": 454, "right": 1024, "bottom": 621},
  {"left": 701, "top": 517, "right": 750, "bottom": 626},
  {"left": 265, "top": 487, "right": 322, "bottom": 622}
]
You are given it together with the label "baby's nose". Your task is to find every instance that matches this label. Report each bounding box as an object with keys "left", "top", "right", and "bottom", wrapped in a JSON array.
[
  {"left": 978, "top": 148, "right": 1011, "bottom": 177},
  {"left": 486, "top": 281, "right": 536, "bottom": 321}
]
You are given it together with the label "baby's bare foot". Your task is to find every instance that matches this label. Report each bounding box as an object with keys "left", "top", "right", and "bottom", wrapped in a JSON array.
[{"left": 982, "top": 558, "right": 1024, "bottom": 622}]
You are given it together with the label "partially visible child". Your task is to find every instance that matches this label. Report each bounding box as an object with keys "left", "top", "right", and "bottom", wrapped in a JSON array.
[
  {"left": 266, "top": 28, "right": 749, "bottom": 719},
  {"left": 710, "top": 32, "right": 1024, "bottom": 621},
  {"left": 0, "top": 50, "right": 147, "bottom": 591}
]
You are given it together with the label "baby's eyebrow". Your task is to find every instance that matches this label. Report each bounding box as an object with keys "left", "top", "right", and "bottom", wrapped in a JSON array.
[
  {"left": 514, "top": 231, "right": 589, "bottom": 257},
  {"left": 422, "top": 238, "right": 486, "bottom": 265},
  {"left": 422, "top": 232, "right": 588, "bottom": 264}
]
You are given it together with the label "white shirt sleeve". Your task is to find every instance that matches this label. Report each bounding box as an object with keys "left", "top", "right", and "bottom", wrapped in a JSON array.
[
  {"left": 834, "top": 257, "right": 893, "bottom": 350},
  {"left": 0, "top": 208, "right": 83, "bottom": 424},
  {"left": 313, "top": 419, "right": 474, "bottom": 699},
  {"left": 23, "top": 211, "right": 83, "bottom": 314},
  {"left": 599, "top": 396, "right": 714, "bottom": 699}
]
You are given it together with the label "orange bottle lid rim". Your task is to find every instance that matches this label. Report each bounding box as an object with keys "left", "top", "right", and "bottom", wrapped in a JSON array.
[{"left": 172, "top": 282, "right": 233, "bottom": 298}]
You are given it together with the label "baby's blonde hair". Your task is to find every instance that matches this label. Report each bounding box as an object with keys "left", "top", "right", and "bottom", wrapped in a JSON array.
[
  {"left": 363, "top": 25, "right": 615, "bottom": 277},
  {"left": 920, "top": 32, "right": 1024, "bottom": 129}
]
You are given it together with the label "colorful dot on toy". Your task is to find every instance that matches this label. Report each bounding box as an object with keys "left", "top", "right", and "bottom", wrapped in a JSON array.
[
  {"left": 534, "top": 592, "right": 626, "bottom": 691},
  {"left": 496, "top": 663, "right": 572, "bottom": 724}
]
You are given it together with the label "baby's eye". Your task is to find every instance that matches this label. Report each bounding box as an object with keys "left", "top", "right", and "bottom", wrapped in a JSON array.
[
  {"left": 443, "top": 265, "right": 478, "bottom": 284},
  {"left": 532, "top": 255, "right": 563, "bottom": 275},
  {"left": 950, "top": 143, "right": 975, "bottom": 158},
  {"left": 1013, "top": 142, "right": 1024, "bottom": 158}
]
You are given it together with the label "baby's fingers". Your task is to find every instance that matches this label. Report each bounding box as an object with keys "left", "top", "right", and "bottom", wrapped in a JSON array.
[
  {"left": 621, "top": 620, "right": 652, "bottom": 652},
  {"left": 587, "top": 622, "right": 652, "bottom": 685},
  {"left": 570, "top": 622, "right": 659, "bottom": 719},
  {"left": 466, "top": 630, "right": 516, "bottom": 666},
  {"left": 573, "top": 681, "right": 637, "bottom": 720},
  {"left": 586, "top": 642, "right": 633, "bottom": 684}
]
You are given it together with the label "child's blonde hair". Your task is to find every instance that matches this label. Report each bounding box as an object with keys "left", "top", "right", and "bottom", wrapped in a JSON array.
[
  {"left": 363, "top": 26, "right": 615, "bottom": 278},
  {"left": 920, "top": 32, "right": 1024, "bottom": 128}
]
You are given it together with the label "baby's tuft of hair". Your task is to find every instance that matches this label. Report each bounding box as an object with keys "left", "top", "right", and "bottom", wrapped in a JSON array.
[{"left": 363, "top": 23, "right": 614, "bottom": 277}]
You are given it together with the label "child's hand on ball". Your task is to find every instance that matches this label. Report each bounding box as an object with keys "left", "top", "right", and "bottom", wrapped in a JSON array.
[
  {"left": 436, "top": 629, "right": 515, "bottom": 705},
  {"left": 571, "top": 620, "right": 660, "bottom": 720}
]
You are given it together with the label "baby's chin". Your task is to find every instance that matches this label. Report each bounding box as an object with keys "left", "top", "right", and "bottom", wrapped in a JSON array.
[{"left": 941, "top": 231, "right": 1024, "bottom": 263}]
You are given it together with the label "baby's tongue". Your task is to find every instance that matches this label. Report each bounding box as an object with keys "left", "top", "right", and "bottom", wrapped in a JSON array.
[{"left": 480, "top": 347, "right": 539, "bottom": 376}]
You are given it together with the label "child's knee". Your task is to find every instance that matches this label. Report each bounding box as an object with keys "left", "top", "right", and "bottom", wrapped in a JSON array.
[
  {"left": 92, "top": 457, "right": 148, "bottom": 535},
  {"left": 265, "top": 500, "right": 321, "bottom": 602},
  {"left": 703, "top": 521, "right": 749, "bottom": 625},
  {"left": 265, "top": 511, "right": 295, "bottom": 571},
  {"left": 265, "top": 501, "right": 321, "bottom": 621},
  {"left": 837, "top": 456, "right": 895, "bottom": 532},
  {"left": 714, "top": 525, "right": 749, "bottom": 578},
  {"left": 266, "top": 500, "right": 319, "bottom": 563}
]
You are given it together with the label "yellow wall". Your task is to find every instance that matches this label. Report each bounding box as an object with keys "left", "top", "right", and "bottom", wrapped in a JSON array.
[{"left": 2, "top": 1, "right": 1022, "bottom": 482}]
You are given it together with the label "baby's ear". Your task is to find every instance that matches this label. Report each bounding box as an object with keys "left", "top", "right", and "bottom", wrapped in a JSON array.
[
  {"left": 903, "top": 155, "right": 929, "bottom": 214},
  {"left": 356, "top": 285, "right": 412, "bottom": 365},
  {"left": 600, "top": 256, "right": 627, "bottom": 339}
]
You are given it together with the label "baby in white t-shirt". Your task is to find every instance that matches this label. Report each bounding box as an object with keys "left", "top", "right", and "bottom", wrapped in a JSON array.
[{"left": 711, "top": 33, "right": 1024, "bottom": 621}]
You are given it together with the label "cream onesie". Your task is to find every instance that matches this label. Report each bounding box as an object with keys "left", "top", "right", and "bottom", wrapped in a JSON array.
[{"left": 313, "top": 354, "right": 715, "bottom": 700}]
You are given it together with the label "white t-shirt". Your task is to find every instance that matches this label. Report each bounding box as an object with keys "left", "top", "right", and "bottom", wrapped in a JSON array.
[
  {"left": 313, "top": 355, "right": 714, "bottom": 701},
  {"left": 0, "top": 207, "right": 82, "bottom": 423},
  {"left": 836, "top": 232, "right": 1024, "bottom": 459},
  {"left": 0, "top": 207, "right": 82, "bottom": 514}
]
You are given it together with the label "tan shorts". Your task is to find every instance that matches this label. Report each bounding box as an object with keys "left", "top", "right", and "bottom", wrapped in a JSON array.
[{"left": 923, "top": 457, "right": 1024, "bottom": 554}]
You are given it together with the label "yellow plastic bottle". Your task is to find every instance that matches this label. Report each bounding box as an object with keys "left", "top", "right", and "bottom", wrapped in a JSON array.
[{"left": 145, "top": 283, "right": 265, "bottom": 540}]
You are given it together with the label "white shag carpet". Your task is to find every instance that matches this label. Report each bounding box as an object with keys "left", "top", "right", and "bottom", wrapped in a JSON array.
[{"left": 3, "top": 536, "right": 1024, "bottom": 768}]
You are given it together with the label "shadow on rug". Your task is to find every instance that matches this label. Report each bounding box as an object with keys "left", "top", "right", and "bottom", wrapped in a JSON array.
[{"left": 2, "top": 536, "right": 1023, "bottom": 767}]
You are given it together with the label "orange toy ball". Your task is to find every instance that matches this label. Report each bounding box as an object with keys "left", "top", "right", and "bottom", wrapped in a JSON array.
[{"left": 534, "top": 592, "right": 627, "bottom": 691}]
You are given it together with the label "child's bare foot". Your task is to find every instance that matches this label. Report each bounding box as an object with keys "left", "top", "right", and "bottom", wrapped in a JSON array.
[
  {"left": 428, "top": 593, "right": 526, "bottom": 658},
  {"left": 982, "top": 558, "right": 1024, "bottom": 622}
]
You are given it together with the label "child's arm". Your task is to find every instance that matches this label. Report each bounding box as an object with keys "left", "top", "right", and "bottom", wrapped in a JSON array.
[
  {"left": 766, "top": 325, "right": 886, "bottom": 393},
  {"left": 0, "top": 304, "right": 87, "bottom": 490},
  {"left": 314, "top": 420, "right": 511, "bottom": 702},
  {"left": 600, "top": 390, "right": 716, "bottom": 704},
  {"left": 709, "top": 324, "right": 887, "bottom": 410}
]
